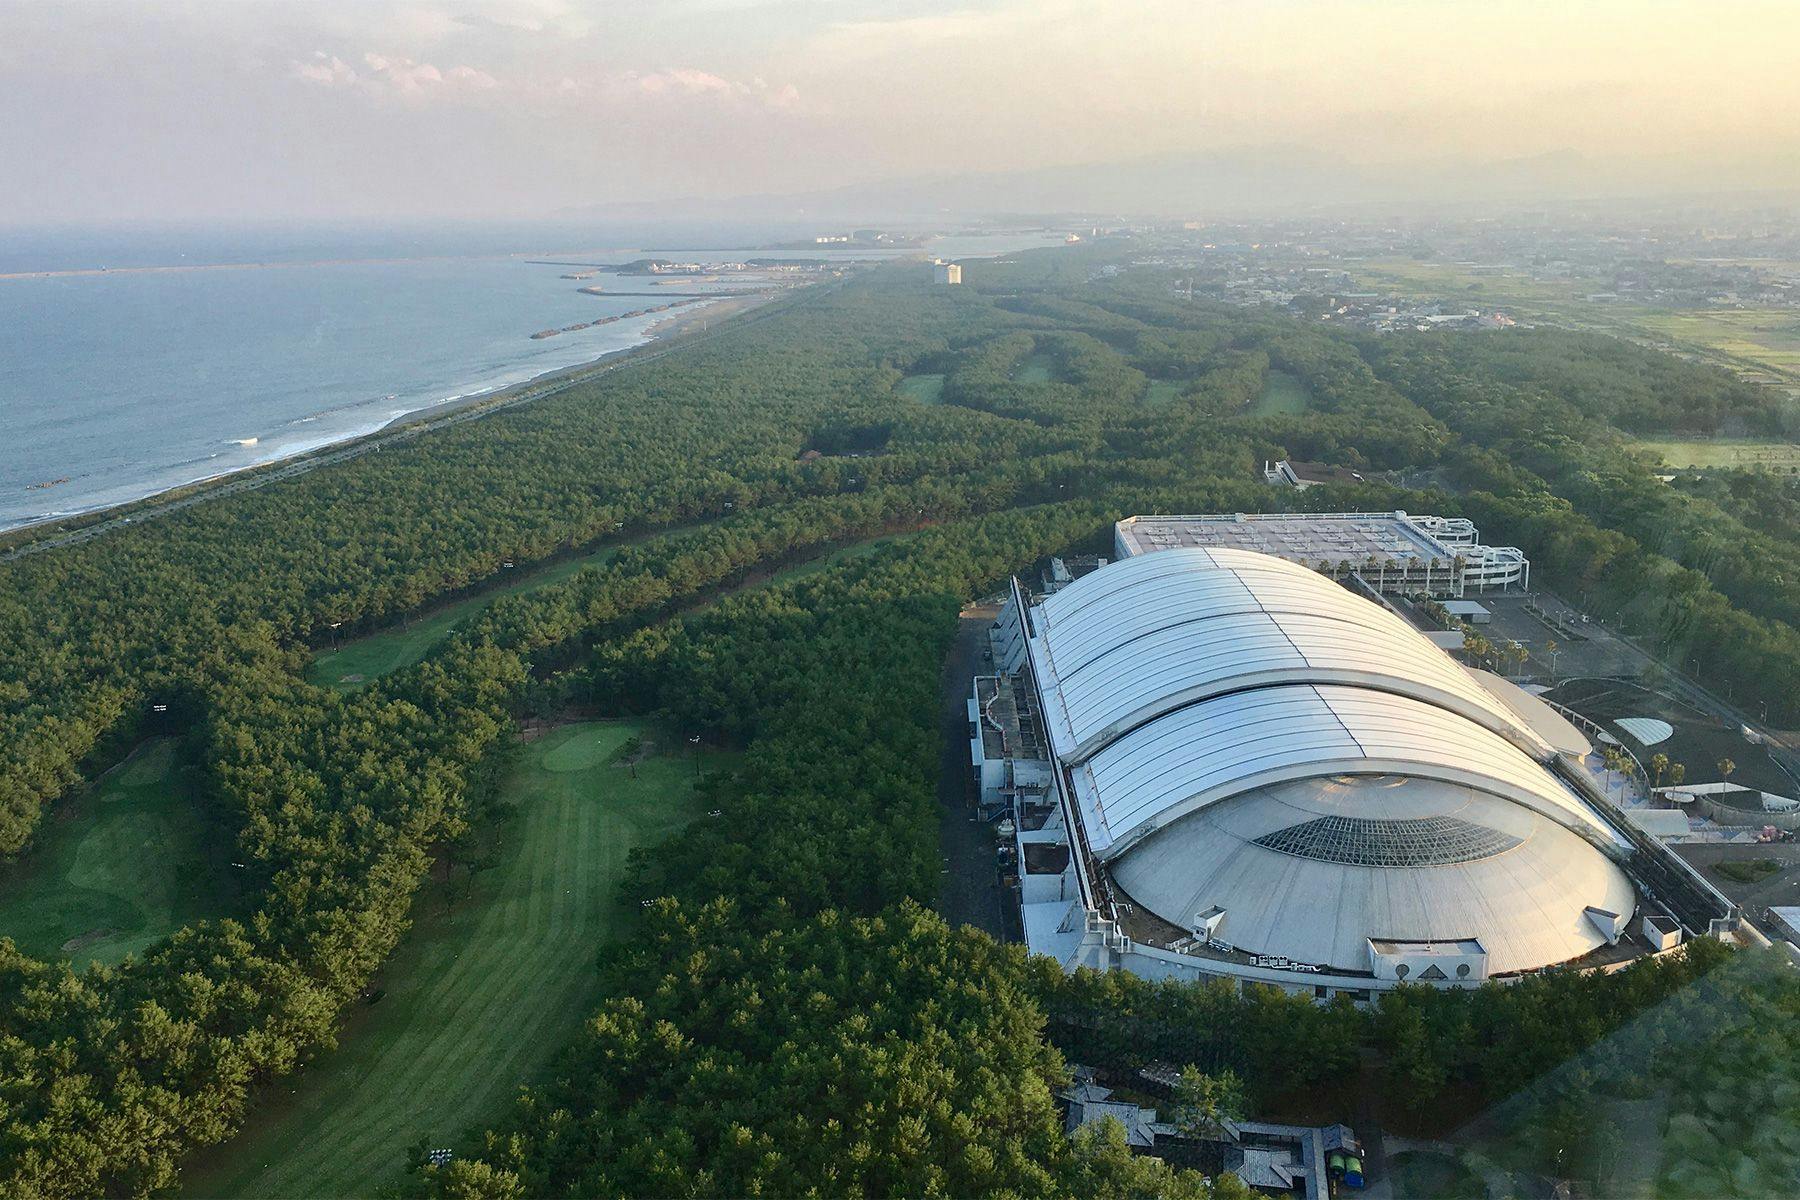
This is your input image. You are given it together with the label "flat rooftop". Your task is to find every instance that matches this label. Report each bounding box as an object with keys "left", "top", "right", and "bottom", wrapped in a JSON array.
[
  {"left": 1369, "top": 938, "right": 1485, "bottom": 956},
  {"left": 1116, "top": 512, "right": 1456, "bottom": 567},
  {"left": 974, "top": 675, "right": 1047, "bottom": 761}
]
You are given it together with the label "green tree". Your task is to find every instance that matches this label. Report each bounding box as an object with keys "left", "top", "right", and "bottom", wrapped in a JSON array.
[{"left": 1174, "top": 1066, "right": 1248, "bottom": 1140}]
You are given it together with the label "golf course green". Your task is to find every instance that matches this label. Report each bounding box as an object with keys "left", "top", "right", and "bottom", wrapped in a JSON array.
[{"left": 180, "top": 719, "right": 728, "bottom": 1198}]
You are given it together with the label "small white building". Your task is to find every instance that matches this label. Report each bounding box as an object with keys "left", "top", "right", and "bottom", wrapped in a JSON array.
[
  {"left": 933, "top": 260, "right": 962, "bottom": 285},
  {"left": 1443, "top": 600, "right": 1492, "bottom": 625}
]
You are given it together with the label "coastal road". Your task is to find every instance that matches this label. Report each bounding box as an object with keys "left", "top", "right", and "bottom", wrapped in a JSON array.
[{"left": 2, "top": 281, "right": 838, "bottom": 565}]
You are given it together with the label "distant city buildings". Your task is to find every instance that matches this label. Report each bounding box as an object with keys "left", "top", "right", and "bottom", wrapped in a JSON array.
[{"left": 933, "top": 260, "right": 962, "bottom": 285}]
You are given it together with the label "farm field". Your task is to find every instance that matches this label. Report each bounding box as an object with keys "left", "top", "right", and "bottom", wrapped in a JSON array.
[
  {"left": 897, "top": 372, "right": 946, "bottom": 404},
  {"left": 1629, "top": 438, "right": 1800, "bottom": 471},
  {"left": 180, "top": 719, "right": 729, "bottom": 1199},
  {"left": 1247, "top": 368, "right": 1312, "bottom": 416},
  {"left": 1354, "top": 258, "right": 1593, "bottom": 314},
  {"left": 1627, "top": 309, "right": 1800, "bottom": 378},
  {"left": 0, "top": 737, "right": 237, "bottom": 968},
  {"left": 1354, "top": 258, "right": 1800, "bottom": 383}
]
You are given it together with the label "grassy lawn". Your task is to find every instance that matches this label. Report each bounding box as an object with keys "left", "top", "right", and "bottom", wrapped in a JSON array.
[
  {"left": 897, "top": 373, "right": 946, "bottom": 404},
  {"left": 1714, "top": 858, "right": 1781, "bottom": 885},
  {"left": 1143, "top": 380, "right": 1183, "bottom": 406},
  {"left": 0, "top": 738, "right": 236, "bottom": 968},
  {"left": 1012, "top": 351, "right": 1058, "bottom": 384},
  {"left": 1630, "top": 438, "right": 1800, "bottom": 470},
  {"left": 1247, "top": 368, "right": 1311, "bottom": 416},
  {"left": 181, "top": 720, "right": 728, "bottom": 1199}
]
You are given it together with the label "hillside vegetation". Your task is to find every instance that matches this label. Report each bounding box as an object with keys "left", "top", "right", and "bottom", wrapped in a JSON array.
[{"left": 3, "top": 247, "right": 1799, "bottom": 1196}]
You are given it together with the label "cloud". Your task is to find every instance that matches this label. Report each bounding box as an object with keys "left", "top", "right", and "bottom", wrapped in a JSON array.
[
  {"left": 635, "top": 67, "right": 734, "bottom": 96},
  {"left": 615, "top": 67, "right": 802, "bottom": 110},
  {"left": 445, "top": 64, "right": 500, "bottom": 90},
  {"left": 291, "top": 52, "right": 358, "bottom": 88},
  {"left": 288, "top": 49, "right": 500, "bottom": 99}
]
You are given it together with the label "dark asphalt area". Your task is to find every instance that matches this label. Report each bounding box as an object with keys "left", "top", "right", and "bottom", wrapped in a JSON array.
[{"left": 936, "top": 608, "right": 1012, "bottom": 940}]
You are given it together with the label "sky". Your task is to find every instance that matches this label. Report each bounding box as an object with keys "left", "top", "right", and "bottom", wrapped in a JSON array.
[{"left": 3, "top": 0, "right": 1798, "bottom": 223}]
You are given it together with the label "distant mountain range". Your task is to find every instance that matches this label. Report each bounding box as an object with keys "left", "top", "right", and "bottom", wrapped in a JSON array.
[{"left": 561, "top": 147, "right": 1798, "bottom": 225}]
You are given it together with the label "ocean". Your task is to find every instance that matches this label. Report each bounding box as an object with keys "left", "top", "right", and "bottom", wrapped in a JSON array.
[{"left": 0, "top": 225, "right": 1064, "bottom": 532}]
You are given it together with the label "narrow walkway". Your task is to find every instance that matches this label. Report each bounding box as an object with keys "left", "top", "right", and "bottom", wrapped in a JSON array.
[{"left": 936, "top": 608, "right": 1007, "bottom": 939}]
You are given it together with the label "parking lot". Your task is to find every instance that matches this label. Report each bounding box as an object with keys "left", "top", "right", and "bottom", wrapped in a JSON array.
[{"left": 1473, "top": 593, "right": 1653, "bottom": 680}]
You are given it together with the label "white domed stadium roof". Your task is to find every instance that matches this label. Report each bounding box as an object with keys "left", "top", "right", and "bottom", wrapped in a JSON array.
[
  {"left": 1110, "top": 775, "right": 1636, "bottom": 975},
  {"left": 1030, "top": 547, "right": 1552, "bottom": 763},
  {"left": 1023, "top": 545, "right": 1636, "bottom": 978}
]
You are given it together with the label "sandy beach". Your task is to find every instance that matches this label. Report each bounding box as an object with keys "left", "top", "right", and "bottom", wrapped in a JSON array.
[
  {"left": 4, "top": 288, "right": 788, "bottom": 558},
  {"left": 375, "top": 292, "right": 771, "bottom": 434}
]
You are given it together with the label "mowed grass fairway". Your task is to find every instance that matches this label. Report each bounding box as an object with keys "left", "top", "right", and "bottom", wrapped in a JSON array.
[
  {"left": 1248, "top": 368, "right": 1312, "bottom": 416},
  {"left": 897, "top": 372, "right": 946, "bottom": 404},
  {"left": 309, "top": 526, "right": 898, "bottom": 695},
  {"left": 306, "top": 544, "right": 633, "bottom": 690},
  {"left": 1013, "top": 351, "right": 1058, "bottom": 383},
  {"left": 182, "top": 720, "right": 728, "bottom": 1199},
  {"left": 0, "top": 738, "right": 233, "bottom": 968}
]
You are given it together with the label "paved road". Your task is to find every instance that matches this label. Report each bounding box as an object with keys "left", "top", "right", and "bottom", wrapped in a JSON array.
[
  {"left": 2, "top": 283, "right": 836, "bottom": 566},
  {"left": 935, "top": 608, "right": 1009, "bottom": 940}
]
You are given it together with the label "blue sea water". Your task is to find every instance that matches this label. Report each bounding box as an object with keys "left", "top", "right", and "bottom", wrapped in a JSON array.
[{"left": 0, "top": 225, "right": 1064, "bottom": 532}]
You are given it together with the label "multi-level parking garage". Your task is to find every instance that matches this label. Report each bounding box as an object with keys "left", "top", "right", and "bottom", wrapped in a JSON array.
[
  {"left": 1114, "top": 511, "right": 1531, "bottom": 594},
  {"left": 971, "top": 516, "right": 1736, "bottom": 998}
]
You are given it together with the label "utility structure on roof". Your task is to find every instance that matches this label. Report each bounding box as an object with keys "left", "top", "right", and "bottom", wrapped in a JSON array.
[
  {"left": 971, "top": 514, "right": 1739, "bottom": 1000},
  {"left": 1114, "top": 511, "right": 1530, "bottom": 595}
]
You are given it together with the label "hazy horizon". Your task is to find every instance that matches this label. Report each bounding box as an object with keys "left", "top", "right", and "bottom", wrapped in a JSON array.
[{"left": 4, "top": 0, "right": 1799, "bottom": 224}]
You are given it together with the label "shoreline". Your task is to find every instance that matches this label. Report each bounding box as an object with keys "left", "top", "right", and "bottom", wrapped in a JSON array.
[
  {"left": 1, "top": 290, "right": 784, "bottom": 557},
  {"left": 373, "top": 294, "right": 758, "bottom": 434}
]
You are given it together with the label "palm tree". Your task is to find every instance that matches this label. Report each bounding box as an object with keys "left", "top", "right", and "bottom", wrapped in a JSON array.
[
  {"left": 1543, "top": 637, "right": 1560, "bottom": 680},
  {"left": 1718, "top": 757, "right": 1737, "bottom": 783},
  {"left": 1650, "top": 753, "right": 1669, "bottom": 789},
  {"left": 1463, "top": 630, "right": 1492, "bottom": 669},
  {"left": 1601, "top": 746, "right": 1638, "bottom": 801}
]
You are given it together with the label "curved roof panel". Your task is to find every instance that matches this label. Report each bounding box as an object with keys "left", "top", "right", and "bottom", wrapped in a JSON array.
[
  {"left": 1031, "top": 547, "right": 1546, "bottom": 762},
  {"left": 1069, "top": 683, "right": 1615, "bottom": 860},
  {"left": 1111, "top": 777, "right": 1637, "bottom": 975}
]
